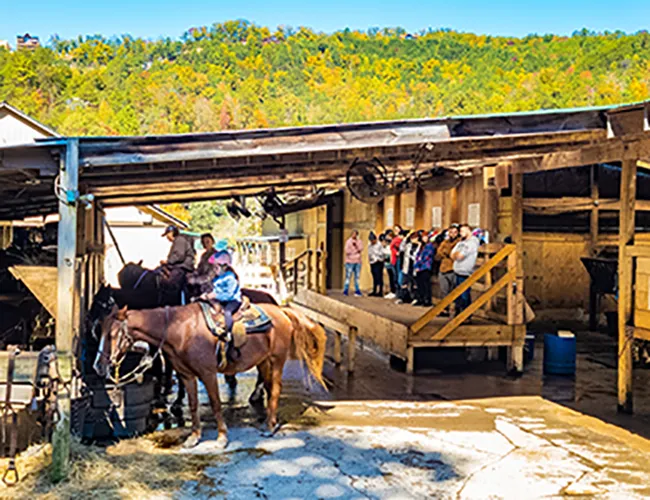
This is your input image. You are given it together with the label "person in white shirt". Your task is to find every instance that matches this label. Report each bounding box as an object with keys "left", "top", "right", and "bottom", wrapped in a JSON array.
[
  {"left": 368, "top": 232, "right": 385, "bottom": 297},
  {"left": 451, "top": 224, "right": 480, "bottom": 314}
]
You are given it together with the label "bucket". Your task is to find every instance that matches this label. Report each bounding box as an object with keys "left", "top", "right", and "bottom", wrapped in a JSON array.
[
  {"left": 543, "top": 333, "right": 576, "bottom": 376},
  {"left": 524, "top": 334, "right": 536, "bottom": 363}
]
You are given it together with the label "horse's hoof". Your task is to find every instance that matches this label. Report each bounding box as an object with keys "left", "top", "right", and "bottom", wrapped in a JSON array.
[
  {"left": 183, "top": 434, "right": 201, "bottom": 448},
  {"left": 215, "top": 434, "right": 228, "bottom": 450},
  {"left": 262, "top": 422, "right": 281, "bottom": 437}
]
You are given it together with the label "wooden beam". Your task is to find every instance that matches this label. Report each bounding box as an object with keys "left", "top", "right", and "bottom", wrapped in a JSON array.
[
  {"left": 96, "top": 181, "right": 344, "bottom": 206},
  {"left": 511, "top": 137, "right": 650, "bottom": 174},
  {"left": 410, "top": 244, "right": 515, "bottom": 334},
  {"left": 624, "top": 244, "right": 650, "bottom": 258},
  {"left": 633, "top": 326, "right": 650, "bottom": 342},
  {"left": 509, "top": 171, "right": 525, "bottom": 373},
  {"left": 80, "top": 129, "right": 607, "bottom": 168},
  {"left": 52, "top": 139, "right": 79, "bottom": 482},
  {"left": 348, "top": 326, "right": 357, "bottom": 373},
  {"left": 590, "top": 165, "right": 599, "bottom": 255},
  {"left": 618, "top": 158, "right": 637, "bottom": 414},
  {"left": 522, "top": 197, "right": 650, "bottom": 214},
  {"left": 409, "top": 324, "right": 518, "bottom": 347}
]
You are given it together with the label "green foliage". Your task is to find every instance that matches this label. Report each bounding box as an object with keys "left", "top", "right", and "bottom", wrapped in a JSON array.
[
  {"left": 2, "top": 23, "right": 650, "bottom": 136},
  {"left": 182, "top": 200, "right": 262, "bottom": 242}
]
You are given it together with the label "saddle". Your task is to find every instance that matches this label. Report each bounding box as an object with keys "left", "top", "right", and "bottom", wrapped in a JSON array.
[{"left": 199, "top": 297, "right": 272, "bottom": 369}]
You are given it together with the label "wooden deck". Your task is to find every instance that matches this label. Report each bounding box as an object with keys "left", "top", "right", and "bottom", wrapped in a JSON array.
[{"left": 292, "top": 288, "right": 525, "bottom": 374}]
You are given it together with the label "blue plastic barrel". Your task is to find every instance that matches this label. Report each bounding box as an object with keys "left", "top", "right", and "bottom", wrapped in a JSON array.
[{"left": 543, "top": 333, "right": 576, "bottom": 375}]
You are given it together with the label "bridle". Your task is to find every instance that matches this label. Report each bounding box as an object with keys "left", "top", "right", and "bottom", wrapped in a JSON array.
[{"left": 97, "top": 306, "right": 170, "bottom": 389}]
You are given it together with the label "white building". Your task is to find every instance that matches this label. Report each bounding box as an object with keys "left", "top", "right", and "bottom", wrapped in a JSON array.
[{"left": 0, "top": 102, "right": 190, "bottom": 283}]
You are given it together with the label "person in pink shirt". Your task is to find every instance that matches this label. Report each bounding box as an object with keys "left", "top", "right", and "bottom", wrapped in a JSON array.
[{"left": 344, "top": 230, "right": 363, "bottom": 296}]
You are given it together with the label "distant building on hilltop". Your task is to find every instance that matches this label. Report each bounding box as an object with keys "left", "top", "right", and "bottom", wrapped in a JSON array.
[
  {"left": 0, "top": 40, "right": 10, "bottom": 51},
  {"left": 16, "top": 33, "right": 40, "bottom": 50}
]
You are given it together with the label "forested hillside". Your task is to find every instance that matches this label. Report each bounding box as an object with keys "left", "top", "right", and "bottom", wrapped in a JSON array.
[{"left": 1, "top": 21, "right": 650, "bottom": 135}]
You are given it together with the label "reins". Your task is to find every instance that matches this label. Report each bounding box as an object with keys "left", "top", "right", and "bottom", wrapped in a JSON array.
[{"left": 108, "top": 306, "right": 170, "bottom": 389}]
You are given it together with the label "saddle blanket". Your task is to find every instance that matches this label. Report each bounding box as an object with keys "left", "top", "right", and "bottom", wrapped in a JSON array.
[{"left": 199, "top": 299, "right": 272, "bottom": 348}]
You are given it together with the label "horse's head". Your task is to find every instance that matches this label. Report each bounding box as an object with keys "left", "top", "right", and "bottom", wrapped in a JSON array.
[
  {"left": 89, "top": 284, "right": 116, "bottom": 321},
  {"left": 93, "top": 304, "right": 133, "bottom": 378}
]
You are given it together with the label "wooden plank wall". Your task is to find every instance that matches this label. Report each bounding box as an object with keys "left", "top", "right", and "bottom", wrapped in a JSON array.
[
  {"left": 635, "top": 258, "right": 650, "bottom": 329},
  {"left": 343, "top": 192, "right": 378, "bottom": 290},
  {"left": 378, "top": 172, "right": 482, "bottom": 233},
  {"left": 523, "top": 233, "right": 591, "bottom": 310}
]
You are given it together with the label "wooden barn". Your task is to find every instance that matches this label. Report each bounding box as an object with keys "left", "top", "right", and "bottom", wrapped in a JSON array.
[{"left": 0, "top": 101, "right": 649, "bottom": 479}]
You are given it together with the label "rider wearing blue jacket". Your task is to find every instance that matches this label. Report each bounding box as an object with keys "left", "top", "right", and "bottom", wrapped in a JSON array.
[{"left": 200, "top": 251, "right": 242, "bottom": 336}]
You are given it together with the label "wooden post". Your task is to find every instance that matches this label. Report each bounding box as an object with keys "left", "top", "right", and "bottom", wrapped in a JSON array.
[
  {"left": 508, "top": 172, "right": 525, "bottom": 373},
  {"left": 333, "top": 330, "right": 342, "bottom": 366},
  {"left": 292, "top": 259, "right": 299, "bottom": 296},
  {"left": 588, "top": 165, "right": 601, "bottom": 330},
  {"left": 618, "top": 159, "right": 637, "bottom": 414},
  {"left": 319, "top": 250, "right": 328, "bottom": 294},
  {"left": 52, "top": 139, "right": 79, "bottom": 482},
  {"left": 484, "top": 256, "right": 494, "bottom": 313},
  {"left": 406, "top": 346, "right": 415, "bottom": 375},
  {"left": 314, "top": 250, "right": 321, "bottom": 293},
  {"left": 590, "top": 165, "right": 600, "bottom": 254},
  {"left": 306, "top": 250, "right": 313, "bottom": 290},
  {"left": 279, "top": 216, "right": 286, "bottom": 266},
  {"left": 347, "top": 326, "right": 357, "bottom": 373}
]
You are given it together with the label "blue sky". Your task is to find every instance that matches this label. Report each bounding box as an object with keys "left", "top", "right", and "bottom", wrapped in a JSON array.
[{"left": 3, "top": 0, "right": 650, "bottom": 44}]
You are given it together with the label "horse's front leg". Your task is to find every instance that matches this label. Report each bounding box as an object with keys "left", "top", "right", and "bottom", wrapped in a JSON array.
[
  {"left": 171, "top": 373, "right": 186, "bottom": 422},
  {"left": 201, "top": 372, "right": 228, "bottom": 449},
  {"left": 181, "top": 375, "right": 201, "bottom": 448}
]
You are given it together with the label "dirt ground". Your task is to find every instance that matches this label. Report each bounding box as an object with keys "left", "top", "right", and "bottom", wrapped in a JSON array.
[{"left": 4, "top": 327, "right": 650, "bottom": 499}]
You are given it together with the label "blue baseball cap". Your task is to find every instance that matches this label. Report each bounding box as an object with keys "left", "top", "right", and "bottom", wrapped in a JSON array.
[{"left": 215, "top": 239, "right": 229, "bottom": 252}]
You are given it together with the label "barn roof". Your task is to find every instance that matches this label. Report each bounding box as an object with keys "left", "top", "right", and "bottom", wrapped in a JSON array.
[
  {"left": 0, "top": 102, "right": 60, "bottom": 139},
  {"left": 0, "top": 101, "right": 649, "bottom": 220}
]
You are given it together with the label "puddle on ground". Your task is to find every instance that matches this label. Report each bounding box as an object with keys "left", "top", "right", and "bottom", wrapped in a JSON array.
[{"left": 541, "top": 375, "right": 576, "bottom": 403}]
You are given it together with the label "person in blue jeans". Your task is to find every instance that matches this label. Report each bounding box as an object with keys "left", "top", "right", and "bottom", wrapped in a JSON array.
[
  {"left": 343, "top": 230, "right": 363, "bottom": 296},
  {"left": 451, "top": 224, "right": 480, "bottom": 315}
]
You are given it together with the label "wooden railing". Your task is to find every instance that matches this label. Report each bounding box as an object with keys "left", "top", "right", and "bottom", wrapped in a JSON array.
[
  {"left": 410, "top": 244, "right": 518, "bottom": 339},
  {"left": 281, "top": 248, "right": 327, "bottom": 296}
]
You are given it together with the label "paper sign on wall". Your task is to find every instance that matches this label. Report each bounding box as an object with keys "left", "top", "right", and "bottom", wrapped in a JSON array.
[
  {"left": 386, "top": 208, "right": 394, "bottom": 228},
  {"left": 431, "top": 207, "right": 442, "bottom": 228},
  {"left": 468, "top": 203, "right": 481, "bottom": 227},
  {"left": 406, "top": 207, "right": 415, "bottom": 227}
]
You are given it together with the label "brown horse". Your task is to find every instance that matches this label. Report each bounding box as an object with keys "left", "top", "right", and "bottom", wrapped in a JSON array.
[{"left": 94, "top": 302, "right": 326, "bottom": 449}]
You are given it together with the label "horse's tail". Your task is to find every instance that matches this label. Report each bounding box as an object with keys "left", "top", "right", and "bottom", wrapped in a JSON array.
[{"left": 282, "top": 307, "right": 327, "bottom": 389}]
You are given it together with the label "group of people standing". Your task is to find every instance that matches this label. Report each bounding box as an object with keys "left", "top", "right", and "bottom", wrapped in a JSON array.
[{"left": 344, "top": 223, "right": 483, "bottom": 315}]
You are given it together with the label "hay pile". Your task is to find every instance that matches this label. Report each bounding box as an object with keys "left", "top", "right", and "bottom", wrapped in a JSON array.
[{"left": 0, "top": 430, "right": 227, "bottom": 499}]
